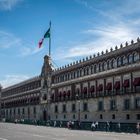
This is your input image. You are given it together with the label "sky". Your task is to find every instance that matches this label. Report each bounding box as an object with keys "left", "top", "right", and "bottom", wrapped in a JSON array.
[{"left": 0, "top": 0, "right": 140, "bottom": 88}]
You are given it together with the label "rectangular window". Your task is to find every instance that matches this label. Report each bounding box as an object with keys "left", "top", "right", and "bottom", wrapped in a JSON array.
[
  {"left": 98, "top": 101, "right": 103, "bottom": 111},
  {"left": 63, "top": 104, "right": 66, "bottom": 112},
  {"left": 110, "top": 100, "right": 116, "bottom": 110},
  {"left": 83, "top": 103, "right": 88, "bottom": 111},
  {"left": 22, "top": 108, "right": 25, "bottom": 115},
  {"left": 124, "top": 99, "right": 130, "bottom": 110},
  {"left": 126, "top": 114, "right": 130, "bottom": 120},
  {"left": 72, "top": 104, "right": 76, "bottom": 112},
  {"left": 33, "top": 107, "right": 36, "bottom": 114},
  {"left": 135, "top": 98, "right": 140, "bottom": 109},
  {"left": 137, "top": 114, "right": 140, "bottom": 120},
  {"left": 55, "top": 105, "right": 58, "bottom": 113},
  {"left": 18, "top": 108, "right": 20, "bottom": 115}
]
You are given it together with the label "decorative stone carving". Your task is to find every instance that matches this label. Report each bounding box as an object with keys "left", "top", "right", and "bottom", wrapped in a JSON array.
[
  {"left": 115, "top": 46, "right": 118, "bottom": 50},
  {"left": 110, "top": 47, "right": 113, "bottom": 52},
  {"left": 101, "top": 51, "right": 104, "bottom": 55},
  {"left": 131, "top": 40, "right": 134, "bottom": 44},
  {"left": 137, "top": 37, "right": 140, "bottom": 42},
  {"left": 106, "top": 49, "right": 108, "bottom": 53},
  {"left": 125, "top": 42, "right": 128, "bottom": 46},
  {"left": 120, "top": 44, "right": 123, "bottom": 48}
]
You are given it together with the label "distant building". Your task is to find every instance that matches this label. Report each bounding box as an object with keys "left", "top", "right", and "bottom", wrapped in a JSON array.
[{"left": 0, "top": 38, "right": 140, "bottom": 123}]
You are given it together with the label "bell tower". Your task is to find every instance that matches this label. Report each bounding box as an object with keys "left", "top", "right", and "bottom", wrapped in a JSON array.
[{"left": 40, "top": 55, "right": 52, "bottom": 121}]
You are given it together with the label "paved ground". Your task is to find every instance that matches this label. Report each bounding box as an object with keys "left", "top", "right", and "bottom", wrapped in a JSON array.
[{"left": 0, "top": 122, "right": 140, "bottom": 140}]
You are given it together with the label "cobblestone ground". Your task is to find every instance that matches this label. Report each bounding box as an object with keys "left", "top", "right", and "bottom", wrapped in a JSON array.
[{"left": 0, "top": 122, "right": 140, "bottom": 140}]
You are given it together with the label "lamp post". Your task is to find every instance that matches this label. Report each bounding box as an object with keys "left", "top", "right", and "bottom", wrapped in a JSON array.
[{"left": 76, "top": 94, "right": 81, "bottom": 126}]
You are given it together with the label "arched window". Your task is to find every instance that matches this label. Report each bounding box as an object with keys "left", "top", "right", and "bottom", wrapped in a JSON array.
[
  {"left": 102, "top": 62, "right": 104, "bottom": 71},
  {"left": 128, "top": 54, "right": 133, "bottom": 63},
  {"left": 111, "top": 59, "right": 115, "bottom": 68},
  {"left": 73, "top": 71, "right": 75, "bottom": 78},
  {"left": 67, "top": 73, "right": 70, "bottom": 80},
  {"left": 107, "top": 60, "right": 110, "bottom": 69},
  {"left": 86, "top": 67, "right": 89, "bottom": 75},
  {"left": 133, "top": 52, "right": 139, "bottom": 62},
  {"left": 122, "top": 56, "right": 127, "bottom": 65},
  {"left": 90, "top": 65, "right": 93, "bottom": 74},
  {"left": 104, "top": 62, "right": 107, "bottom": 70},
  {"left": 117, "top": 57, "right": 122, "bottom": 67},
  {"left": 94, "top": 64, "right": 97, "bottom": 73},
  {"left": 80, "top": 69, "right": 82, "bottom": 76},
  {"left": 98, "top": 63, "right": 101, "bottom": 72},
  {"left": 77, "top": 70, "right": 79, "bottom": 78},
  {"left": 83, "top": 68, "right": 86, "bottom": 76}
]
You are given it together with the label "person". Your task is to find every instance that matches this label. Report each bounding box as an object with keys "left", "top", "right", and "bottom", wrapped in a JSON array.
[
  {"left": 91, "top": 122, "right": 96, "bottom": 131},
  {"left": 136, "top": 122, "right": 140, "bottom": 134},
  {"left": 60, "top": 121, "right": 62, "bottom": 127},
  {"left": 106, "top": 121, "right": 110, "bottom": 132},
  {"left": 95, "top": 121, "right": 98, "bottom": 130},
  {"left": 117, "top": 122, "right": 121, "bottom": 132},
  {"left": 54, "top": 121, "right": 56, "bottom": 127}
]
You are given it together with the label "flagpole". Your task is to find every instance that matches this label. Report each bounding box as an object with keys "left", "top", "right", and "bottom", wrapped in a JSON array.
[{"left": 49, "top": 21, "right": 51, "bottom": 57}]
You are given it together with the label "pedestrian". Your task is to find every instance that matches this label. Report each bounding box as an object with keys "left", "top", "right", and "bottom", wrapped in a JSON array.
[
  {"left": 106, "top": 121, "right": 110, "bottom": 132},
  {"left": 91, "top": 122, "right": 95, "bottom": 131},
  {"left": 60, "top": 121, "right": 62, "bottom": 127},
  {"left": 117, "top": 122, "right": 121, "bottom": 132},
  {"left": 95, "top": 121, "right": 98, "bottom": 130},
  {"left": 54, "top": 121, "right": 56, "bottom": 127},
  {"left": 136, "top": 122, "right": 140, "bottom": 134}
]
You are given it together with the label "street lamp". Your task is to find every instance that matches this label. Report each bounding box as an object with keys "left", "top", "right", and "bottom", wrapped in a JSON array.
[{"left": 76, "top": 94, "right": 81, "bottom": 125}]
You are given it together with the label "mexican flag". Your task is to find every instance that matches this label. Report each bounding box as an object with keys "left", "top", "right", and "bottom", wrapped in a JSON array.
[{"left": 38, "top": 28, "right": 50, "bottom": 48}]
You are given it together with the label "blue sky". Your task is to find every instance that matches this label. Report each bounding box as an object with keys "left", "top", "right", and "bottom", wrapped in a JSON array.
[{"left": 0, "top": 0, "right": 140, "bottom": 87}]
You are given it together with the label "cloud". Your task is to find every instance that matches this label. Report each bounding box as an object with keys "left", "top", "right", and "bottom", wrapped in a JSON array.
[
  {"left": 19, "top": 43, "right": 43, "bottom": 56},
  {"left": 53, "top": 0, "right": 140, "bottom": 64},
  {"left": 0, "top": 74, "right": 30, "bottom": 88},
  {"left": 0, "top": 0, "right": 23, "bottom": 11},
  {"left": 54, "top": 23, "right": 139, "bottom": 61},
  {"left": 0, "top": 30, "right": 42, "bottom": 56},
  {"left": 0, "top": 30, "right": 21, "bottom": 49}
]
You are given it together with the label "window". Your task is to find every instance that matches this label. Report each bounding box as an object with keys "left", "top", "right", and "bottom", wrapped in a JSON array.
[
  {"left": 91, "top": 65, "right": 93, "bottom": 74},
  {"left": 83, "top": 103, "right": 88, "bottom": 111},
  {"left": 73, "top": 114, "right": 75, "bottom": 119},
  {"left": 135, "top": 98, "right": 140, "bottom": 109},
  {"left": 62, "top": 104, "right": 66, "bottom": 112},
  {"left": 28, "top": 107, "right": 30, "bottom": 116},
  {"left": 112, "top": 114, "right": 115, "bottom": 119},
  {"left": 22, "top": 108, "right": 25, "bottom": 115},
  {"left": 122, "top": 56, "right": 127, "bottom": 65},
  {"left": 77, "top": 70, "right": 79, "bottom": 78},
  {"left": 126, "top": 114, "right": 130, "bottom": 120},
  {"left": 33, "top": 107, "right": 36, "bottom": 114},
  {"left": 100, "top": 114, "right": 103, "bottom": 119},
  {"left": 98, "top": 63, "right": 101, "bottom": 72},
  {"left": 18, "top": 108, "right": 20, "bottom": 115},
  {"left": 128, "top": 54, "right": 133, "bottom": 63},
  {"left": 110, "top": 100, "right": 116, "bottom": 110},
  {"left": 94, "top": 65, "right": 97, "bottom": 73},
  {"left": 84, "top": 114, "right": 88, "bottom": 119},
  {"left": 64, "top": 114, "right": 66, "bottom": 119},
  {"left": 72, "top": 104, "right": 76, "bottom": 112},
  {"left": 117, "top": 57, "right": 122, "bottom": 67},
  {"left": 98, "top": 101, "right": 103, "bottom": 111},
  {"left": 56, "top": 115, "right": 58, "bottom": 119},
  {"left": 133, "top": 52, "right": 139, "bottom": 62},
  {"left": 137, "top": 114, "right": 140, "bottom": 120},
  {"left": 55, "top": 105, "right": 58, "bottom": 113},
  {"left": 124, "top": 99, "right": 130, "bottom": 110},
  {"left": 43, "top": 94, "right": 47, "bottom": 100}
]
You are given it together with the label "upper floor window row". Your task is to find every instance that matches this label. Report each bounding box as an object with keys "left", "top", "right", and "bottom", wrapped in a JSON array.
[{"left": 54, "top": 52, "right": 140, "bottom": 83}]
